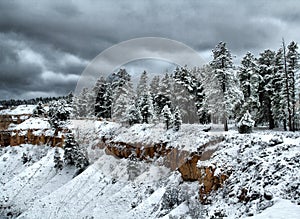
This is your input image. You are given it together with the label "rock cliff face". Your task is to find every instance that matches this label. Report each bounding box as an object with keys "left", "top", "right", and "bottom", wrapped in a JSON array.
[
  {"left": 0, "top": 129, "right": 65, "bottom": 147},
  {"left": 10, "top": 129, "right": 65, "bottom": 147},
  {"left": 103, "top": 136, "right": 229, "bottom": 202},
  {"left": 0, "top": 114, "right": 30, "bottom": 130}
]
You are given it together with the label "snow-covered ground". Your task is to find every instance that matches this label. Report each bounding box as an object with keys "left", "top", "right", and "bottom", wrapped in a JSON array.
[
  {"left": 0, "top": 105, "right": 35, "bottom": 115},
  {"left": 0, "top": 119, "right": 299, "bottom": 218},
  {"left": 8, "top": 117, "right": 51, "bottom": 130}
]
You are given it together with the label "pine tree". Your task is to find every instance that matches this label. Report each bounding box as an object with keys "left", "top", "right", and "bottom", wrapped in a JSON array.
[
  {"left": 238, "top": 111, "right": 255, "bottom": 134},
  {"left": 286, "top": 41, "right": 299, "bottom": 130},
  {"left": 111, "top": 69, "right": 135, "bottom": 121},
  {"left": 54, "top": 147, "right": 63, "bottom": 171},
  {"left": 136, "top": 70, "right": 148, "bottom": 100},
  {"left": 74, "top": 88, "right": 94, "bottom": 118},
  {"left": 238, "top": 52, "right": 260, "bottom": 117},
  {"left": 153, "top": 73, "right": 172, "bottom": 117},
  {"left": 149, "top": 76, "right": 160, "bottom": 100},
  {"left": 139, "top": 92, "right": 153, "bottom": 124},
  {"left": 123, "top": 104, "right": 142, "bottom": 126},
  {"left": 63, "top": 134, "right": 78, "bottom": 165},
  {"left": 48, "top": 99, "right": 70, "bottom": 131},
  {"left": 33, "top": 102, "right": 46, "bottom": 117},
  {"left": 161, "top": 105, "right": 172, "bottom": 130},
  {"left": 272, "top": 48, "right": 287, "bottom": 130},
  {"left": 74, "top": 147, "right": 89, "bottom": 171},
  {"left": 209, "top": 42, "right": 242, "bottom": 131},
  {"left": 173, "top": 107, "right": 182, "bottom": 131},
  {"left": 174, "top": 66, "right": 207, "bottom": 124},
  {"left": 136, "top": 71, "right": 154, "bottom": 123},
  {"left": 257, "top": 49, "right": 276, "bottom": 129}
]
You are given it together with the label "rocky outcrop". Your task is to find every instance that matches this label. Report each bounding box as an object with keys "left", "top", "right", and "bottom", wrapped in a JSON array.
[
  {"left": 0, "top": 114, "right": 30, "bottom": 130},
  {"left": 198, "top": 165, "right": 229, "bottom": 204},
  {"left": 103, "top": 136, "right": 229, "bottom": 202},
  {"left": 0, "top": 129, "right": 65, "bottom": 147}
]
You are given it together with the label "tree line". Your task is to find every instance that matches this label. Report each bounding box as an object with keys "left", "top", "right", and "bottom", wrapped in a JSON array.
[{"left": 73, "top": 40, "right": 299, "bottom": 131}]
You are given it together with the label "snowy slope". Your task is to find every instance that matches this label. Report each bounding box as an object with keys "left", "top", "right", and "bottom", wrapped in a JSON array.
[
  {"left": 0, "top": 121, "right": 299, "bottom": 219},
  {"left": 0, "top": 105, "right": 35, "bottom": 115},
  {"left": 8, "top": 117, "right": 51, "bottom": 130}
]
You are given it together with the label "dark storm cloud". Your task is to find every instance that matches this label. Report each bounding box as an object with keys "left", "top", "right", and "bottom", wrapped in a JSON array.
[{"left": 0, "top": 0, "right": 300, "bottom": 99}]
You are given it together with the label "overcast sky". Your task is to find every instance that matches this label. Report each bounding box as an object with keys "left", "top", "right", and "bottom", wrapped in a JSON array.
[{"left": 0, "top": 0, "right": 300, "bottom": 100}]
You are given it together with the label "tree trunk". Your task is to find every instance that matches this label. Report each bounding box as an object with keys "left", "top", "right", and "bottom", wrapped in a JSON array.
[
  {"left": 282, "top": 39, "right": 292, "bottom": 131},
  {"left": 283, "top": 118, "right": 287, "bottom": 131},
  {"left": 224, "top": 115, "right": 228, "bottom": 131}
]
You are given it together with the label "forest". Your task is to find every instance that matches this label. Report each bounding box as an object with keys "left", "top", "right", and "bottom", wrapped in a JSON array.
[{"left": 72, "top": 40, "right": 300, "bottom": 131}]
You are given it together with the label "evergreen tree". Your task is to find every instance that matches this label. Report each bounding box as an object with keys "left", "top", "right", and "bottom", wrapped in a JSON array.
[
  {"left": 33, "top": 101, "right": 46, "bottom": 117},
  {"left": 154, "top": 73, "right": 172, "bottom": 117},
  {"left": 173, "top": 107, "right": 182, "bottom": 131},
  {"left": 238, "top": 111, "right": 255, "bottom": 134},
  {"left": 54, "top": 147, "right": 63, "bottom": 171},
  {"left": 286, "top": 41, "right": 299, "bottom": 130},
  {"left": 123, "top": 104, "right": 142, "bottom": 126},
  {"left": 94, "top": 77, "right": 107, "bottom": 117},
  {"left": 136, "top": 71, "right": 154, "bottom": 123},
  {"left": 149, "top": 75, "right": 160, "bottom": 99},
  {"left": 63, "top": 134, "right": 78, "bottom": 165},
  {"left": 209, "top": 42, "right": 242, "bottom": 131},
  {"left": 74, "top": 88, "right": 94, "bottom": 117},
  {"left": 173, "top": 66, "right": 205, "bottom": 123},
  {"left": 48, "top": 99, "right": 70, "bottom": 131},
  {"left": 111, "top": 69, "right": 135, "bottom": 121},
  {"left": 74, "top": 147, "right": 89, "bottom": 171},
  {"left": 139, "top": 92, "right": 153, "bottom": 123},
  {"left": 161, "top": 105, "right": 173, "bottom": 130},
  {"left": 272, "top": 48, "right": 287, "bottom": 130},
  {"left": 136, "top": 70, "right": 148, "bottom": 100},
  {"left": 257, "top": 49, "right": 276, "bottom": 129},
  {"left": 238, "top": 52, "right": 260, "bottom": 116}
]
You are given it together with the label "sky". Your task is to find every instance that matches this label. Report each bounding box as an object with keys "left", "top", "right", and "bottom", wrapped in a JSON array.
[{"left": 0, "top": 0, "right": 300, "bottom": 100}]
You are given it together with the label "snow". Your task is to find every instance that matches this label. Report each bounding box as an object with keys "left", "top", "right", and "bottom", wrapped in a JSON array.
[
  {"left": 8, "top": 117, "right": 51, "bottom": 130},
  {"left": 1, "top": 120, "right": 300, "bottom": 218},
  {"left": 244, "top": 198, "right": 300, "bottom": 219},
  {"left": 0, "top": 105, "right": 35, "bottom": 115}
]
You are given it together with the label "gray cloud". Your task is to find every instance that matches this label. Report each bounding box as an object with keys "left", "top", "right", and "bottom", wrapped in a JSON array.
[{"left": 0, "top": 0, "right": 300, "bottom": 99}]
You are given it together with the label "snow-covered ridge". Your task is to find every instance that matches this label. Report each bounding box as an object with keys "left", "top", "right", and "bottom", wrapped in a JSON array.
[
  {"left": 0, "top": 105, "right": 35, "bottom": 115},
  {"left": 8, "top": 117, "right": 51, "bottom": 130}
]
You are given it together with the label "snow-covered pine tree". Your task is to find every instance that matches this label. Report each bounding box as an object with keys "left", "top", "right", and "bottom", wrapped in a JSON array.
[
  {"left": 22, "top": 152, "right": 29, "bottom": 164},
  {"left": 272, "top": 48, "right": 287, "bottom": 130},
  {"left": 94, "top": 77, "right": 113, "bottom": 119},
  {"left": 286, "top": 41, "right": 300, "bottom": 130},
  {"left": 238, "top": 111, "right": 255, "bottom": 134},
  {"left": 257, "top": 49, "right": 276, "bottom": 129},
  {"left": 33, "top": 101, "right": 46, "bottom": 117},
  {"left": 209, "top": 42, "right": 242, "bottom": 131},
  {"left": 123, "top": 104, "right": 142, "bottom": 126},
  {"left": 139, "top": 92, "right": 154, "bottom": 124},
  {"left": 154, "top": 72, "right": 173, "bottom": 118},
  {"left": 136, "top": 70, "right": 148, "bottom": 100},
  {"left": 174, "top": 66, "right": 206, "bottom": 123},
  {"left": 63, "top": 134, "right": 78, "bottom": 165},
  {"left": 238, "top": 52, "right": 260, "bottom": 117},
  {"left": 74, "top": 87, "right": 94, "bottom": 118},
  {"left": 173, "top": 107, "right": 182, "bottom": 131},
  {"left": 150, "top": 75, "right": 160, "bottom": 100},
  {"left": 48, "top": 99, "right": 70, "bottom": 131},
  {"left": 136, "top": 70, "right": 154, "bottom": 123},
  {"left": 111, "top": 69, "right": 135, "bottom": 122},
  {"left": 54, "top": 147, "right": 63, "bottom": 171},
  {"left": 94, "top": 76, "right": 107, "bottom": 117},
  {"left": 161, "top": 105, "right": 172, "bottom": 130},
  {"left": 74, "top": 147, "right": 89, "bottom": 172},
  {"left": 150, "top": 75, "right": 161, "bottom": 116}
]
